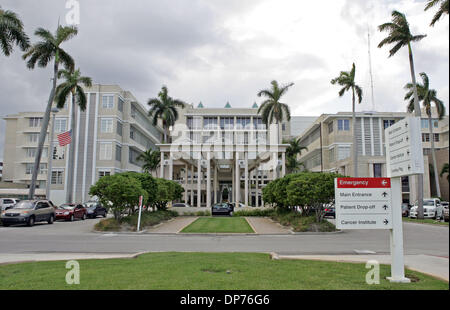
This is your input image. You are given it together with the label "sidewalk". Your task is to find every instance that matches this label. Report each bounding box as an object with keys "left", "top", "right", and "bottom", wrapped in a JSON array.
[
  {"left": 0, "top": 253, "right": 141, "bottom": 265},
  {"left": 245, "top": 217, "right": 292, "bottom": 234},
  {"left": 271, "top": 253, "right": 449, "bottom": 282},
  {"left": 145, "top": 216, "right": 198, "bottom": 233}
]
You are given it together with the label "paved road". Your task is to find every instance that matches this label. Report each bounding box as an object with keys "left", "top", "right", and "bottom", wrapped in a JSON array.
[{"left": 0, "top": 218, "right": 448, "bottom": 257}]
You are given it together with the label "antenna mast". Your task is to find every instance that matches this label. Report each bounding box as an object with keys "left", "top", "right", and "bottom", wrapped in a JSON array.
[{"left": 367, "top": 27, "right": 375, "bottom": 111}]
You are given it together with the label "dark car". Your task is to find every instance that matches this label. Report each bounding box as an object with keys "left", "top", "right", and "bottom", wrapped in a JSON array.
[
  {"left": 211, "top": 203, "right": 234, "bottom": 216},
  {"left": 55, "top": 204, "right": 87, "bottom": 221},
  {"left": 1, "top": 200, "right": 55, "bottom": 227},
  {"left": 84, "top": 201, "right": 107, "bottom": 219},
  {"left": 324, "top": 205, "right": 335, "bottom": 218}
]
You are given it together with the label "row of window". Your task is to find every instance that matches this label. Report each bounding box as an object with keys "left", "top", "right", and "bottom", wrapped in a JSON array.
[
  {"left": 422, "top": 133, "right": 439, "bottom": 142},
  {"left": 187, "top": 117, "right": 267, "bottom": 130},
  {"left": 327, "top": 118, "right": 440, "bottom": 134},
  {"left": 188, "top": 131, "right": 268, "bottom": 144}
]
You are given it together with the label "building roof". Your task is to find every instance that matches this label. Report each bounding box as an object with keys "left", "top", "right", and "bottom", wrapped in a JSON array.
[{"left": 224, "top": 102, "right": 232, "bottom": 108}]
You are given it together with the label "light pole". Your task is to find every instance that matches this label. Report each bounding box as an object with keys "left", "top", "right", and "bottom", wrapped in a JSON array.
[{"left": 46, "top": 107, "right": 59, "bottom": 200}]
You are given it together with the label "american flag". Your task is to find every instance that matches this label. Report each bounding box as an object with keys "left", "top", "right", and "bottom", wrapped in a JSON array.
[{"left": 57, "top": 130, "right": 72, "bottom": 147}]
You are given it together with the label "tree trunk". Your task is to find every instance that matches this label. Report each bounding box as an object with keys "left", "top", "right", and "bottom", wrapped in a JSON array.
[
  {"left": 28, "top": 60, "right": 59, "bottom": 199},
  {"left": 408, "top": 43, "right": 424, "bottom": 219},
  {"left": 352, "top": 87, "right": 358, "bottom": 177},
  {"left": 65, "top": 92, "right": 77, "bottom": 203},
  {"left": 428, "top": 115, "right": 441, "bottom": 198}
]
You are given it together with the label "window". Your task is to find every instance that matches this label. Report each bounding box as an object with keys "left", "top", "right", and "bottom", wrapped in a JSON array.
[
  {"left": 100, "top": 119, "right": 113, "bottom": 133},
  {"left": 52, "top": 145, "right": 65, "bottom": 160},
  {"left": 373, "top": 163, "right": 382, "bottom": 178},
  {"left": 28, "top": 133, "right": 39, "bottom": 143},
  {"left": 116, "top": 121, "right": 123, "bottom": 136},
  {"left": 203, "top": 117, "right": 218, "bottom": 130},
  {"left": 29, "top": 117, "right": 42, "bottom": 127},
  {"left": 118, "top": 97, "right": 124, "bottom": 112},
  {"left": 236, "top": 117, "right": 251, "bottom": 129},
  {"left": 116, "top": 145, "right": 122, "bottom": 162},
  {"left": 421, "top": 119, "right": 429, "bottom": 129},
  {"left": 102, "top": 95, "right": 114, "bottom": 108},
  {"left": 383, "top": 120, "right": 395, "bottom": 129},
  {"left": 329, "top": 148, "right": 335, "bottom": 163},
  {"left": 432, "top": 119, "right": 438, "bottom": 128},
  {"left": 338, "top": 119, "right": 350, "bottom": 131},
  {"left": 433, "top": 133, "right": 439, "bottom": 142},
  {"left": 54, "top": 119, "right": 67, "bottom": 133},
  {"left": 328, "top": 122, "right": 334, "bottom": 133},
  {"left": 253, "top": 117, "right": 263, "bottom": 130},
  {"left": 25, "top": 148, "right": 47, "bottom": 158},
  {"left": 422, "top": 133, "right": 430, "bottom": 142},
  {"left": 51, "top": 170, "right": 64, "bottom": 184},
  {"left": 98, "top": 170, "right": 111, "bottom": 178},
  {"left": 338, "top": 146, "right": 351, "bottom": 161},
  {"left": 220, "top": 117, "right": 235, "bottom": 130},
  {"left": 25, "top": 163, "right": 46, "bottom": 175},
  {"left": 99, "top": 143, "right": 112, "bottom": 160},
  {"left": 282, "top": 123, "right": 286, "bottom": 131}
]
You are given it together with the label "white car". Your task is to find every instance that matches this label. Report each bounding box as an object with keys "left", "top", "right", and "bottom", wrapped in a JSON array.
[
  {"left": 409, "top": 198, "right": 444, "bottom": 219},
  {"left": 0, "top": 198, "right": 20, "bottom": 211}
]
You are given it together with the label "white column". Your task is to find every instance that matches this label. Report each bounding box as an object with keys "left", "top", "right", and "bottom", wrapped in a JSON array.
[
  {"left": 235, "top": 152, "right": 240, "bottom": 204},
  {"left": 214, "top": 165, "right": 218, "bottom": 203},
  {"left": 206, "top": 153, "right": 211, "bottom": 208},
  {"left": 184, "top": 164, "right": 188, "bottom": 203},
  {"left": 197, "top": 159, "right": 202, "bottom": 208},
  {"left": 160, "top": 151, "right": 164, "bottom": 178},
  {"left": 231, "top": 164, "right": 235, "bottom": 203},
  {"left": 168, "top": 156, "right": 173, "bottom": 180},
  {"left": 244, "top": 152, "right": 249, "bottom": 207},
  {"left": 190, "top": 165, "right": 194, "bottom": 206},
  {"left": 281, "top": 152, "right": 286, "bottom": 177}
]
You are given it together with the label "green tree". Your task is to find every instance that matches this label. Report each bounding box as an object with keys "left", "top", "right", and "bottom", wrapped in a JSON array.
[
  {"left": 54, "top": 68, "right": 92, "bottom": 203},
  {"left": 119, "top": 172, "right": 158, "bottom": 210},
  {"left": 285, "top": 138, "right": 308, "bottom": 158},
  {"left": 148, "top": 86, "right": 186, "bottom": 143},
  {"left": 331, "top": 63, "right": 363, "bottom": 177},
  {"left": 378, "top": 11, "right": 427, "bottom": 219},
  {"left": 137, "top": 149, "right": 161, "bottom": 174},
  {"left": 0, "top": 5, "right": 30, "bottom": 56},
  {"left": 425, "top": 0, "right": 449, "bottom": 26},
  {"left": 23, "top": 25, "right": 78, "bottom": 199},
  {"left": 89, "top": 174, "right": 148, "bottom": 221},
  {"left": 405, "top": 72, "right": 445, "bottom": 198},
  {"left": 440, "top": 163, "right": 449, "bottom": 181},
  {"left": 257, "top": 80, "right": 294, "bottom": 142},
  {"left": 286, "top": 156, "right": 305, "bottom": 174}
]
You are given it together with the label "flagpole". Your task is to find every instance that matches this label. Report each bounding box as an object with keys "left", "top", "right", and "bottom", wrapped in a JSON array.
[{"left": 46, "top": 108, "right": 59, "bottom": 200}]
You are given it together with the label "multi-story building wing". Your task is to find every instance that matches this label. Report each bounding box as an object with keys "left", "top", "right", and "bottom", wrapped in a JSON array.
[
  {"left": 158, "top": 102, "right": 289, "bottom": 208},
  {"left": 2, "top": 84, "right": 164, "bottom": 204},
  {"left": 297, "top": 108, "right": 449, "bottom": 202}
]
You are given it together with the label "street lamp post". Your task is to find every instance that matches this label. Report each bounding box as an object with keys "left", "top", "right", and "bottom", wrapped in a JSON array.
[{"left": 46, "top": 108, "right": 59, "bottom": 200}]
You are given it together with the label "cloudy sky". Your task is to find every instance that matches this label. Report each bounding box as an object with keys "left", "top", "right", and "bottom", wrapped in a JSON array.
[{"left": 0, "top": 0, "right": 448, "bottom": 160}]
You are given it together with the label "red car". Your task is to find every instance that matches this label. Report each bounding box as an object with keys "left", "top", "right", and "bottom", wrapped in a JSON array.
[{"left": 55, "top": 204, "right": 87, "bottom": 221}]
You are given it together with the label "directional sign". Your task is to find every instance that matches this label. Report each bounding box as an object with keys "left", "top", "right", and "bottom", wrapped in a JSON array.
[
  {"left": 385, "top": 117, "right": 424, "bottom": 177},
  {"left": 335, "top": 178, "right": 393, "bottom": 229}
]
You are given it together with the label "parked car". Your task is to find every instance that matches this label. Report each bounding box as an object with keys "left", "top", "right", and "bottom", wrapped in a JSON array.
[
  {"left": 212, "top": 202, "right": 234, "bottom": 216},
  {"left": 443, "top": 204, "right": 449, "bottom": 222},
  {"left": 409, "top": 198, "right": 444, "bottom": 219},
  {"left": 55, "top": 204, "right": 87, "bottom": 221},
  {"left": 401, "top": 203, "right": 411, "bottom": 217},
  {"left": 324, "top": 205, "right": 335, "bottom": 218},
  {"left": 1, "top": 200, "right": 55, "bottom": 227},
  {"left": 84, "top": 201, "right": 107, "bottom": 219},
  {"left": 0, "top": 198, "right": 20, "bottom": 211},
  {"left": 231, "top": 202, "right": 245, "bottom": 208},
  {"left": 172, "top": 203, "right": 192, "bottom": 208}
]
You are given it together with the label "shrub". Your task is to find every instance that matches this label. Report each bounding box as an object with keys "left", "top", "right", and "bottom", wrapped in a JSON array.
[{"left": 232, "top": 209, "right": 275, "bottom": 217}]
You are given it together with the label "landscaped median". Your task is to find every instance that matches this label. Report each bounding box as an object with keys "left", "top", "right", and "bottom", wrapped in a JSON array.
[
  {"left": 403, "top": 217, "right": 449, "bottom": 226},
  {"left": 0, "top": 252, "right": 447, "bottom": 290},
  {"left": 181, "top": 217, "right": 255, "bottom": 233},
  {"left": 94, "top": 210, "right": 178, "bottom": 232}
]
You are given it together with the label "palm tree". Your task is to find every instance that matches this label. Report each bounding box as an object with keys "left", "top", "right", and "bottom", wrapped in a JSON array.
[
  {"left": 378, "top": 10, "right": 426, "bottom": 218},
  {"left": 137, "top": 149, "right": 161, "bottom": 174},
  {"left": 425, "top": 0, "right": 449, "bottom": 26},
  {"left": 22, "top": 25, "right": 78, "bottom": 199},
  {"left": 286, "top": 156, "right": 306, "bottom": 174},
  {"left": 54, "top": 69, "right": 92, "bottom": 203},
  {"left": 440, "top": 163, "right": 449, "bottom": 182},
  {"left": 331, "top": 63, "right": 363, "bottom": 177},
  {"left": 148, "top": 86, "right": 186, "bottom": 143},
  {"left": 285, "top": 138, "right": 308, "bottom": 158},
  {"left": 257, "top": 80, "right": 294, "bottom": 143},
  {"left": 0, "top": 5, "right": 30, "bottom": 56},
  {"left": 405, "top": 72, "right": 446, "bottom": 198}
]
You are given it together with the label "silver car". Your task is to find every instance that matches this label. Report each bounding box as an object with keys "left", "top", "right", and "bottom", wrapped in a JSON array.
[
  {"left": 0, "top": 198, "right": 20, "bottom": 211},
  {"left": 1, "top": 200, "right": 55, "bottom": 227}
]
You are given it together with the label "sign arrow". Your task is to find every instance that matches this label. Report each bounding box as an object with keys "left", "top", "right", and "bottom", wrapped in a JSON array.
[
  {"left": 405, "top": 122, "right": 408, "bottom": 128},
  {"left": 383, "top": 205, "right": 389, "bottom": 210},
  {"left": 381, "top": 180, "right": 388, "bottom": 186},
  {"left": 383, "top": 219, "right": 389, "bottom": 225},
  {"left": 382, "top": 192, "right": 388, "bottom": 198},
  {"left": 408, "top": 165, "right": 411, "bottom": 170},
  {"left": 407, "top": 150, "right": 410, "bottom": 156}
]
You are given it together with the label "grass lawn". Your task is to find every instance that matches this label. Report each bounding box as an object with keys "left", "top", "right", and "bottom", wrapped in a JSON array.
[
  {"left": 181, "top": 217, "right": 255, "bottom": 233},
  {"left": 0, "top": 252, "right": 447, "bottom": 290},
  {"left": 403, "top": 217, "right": 449, "bottom": 226}
]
